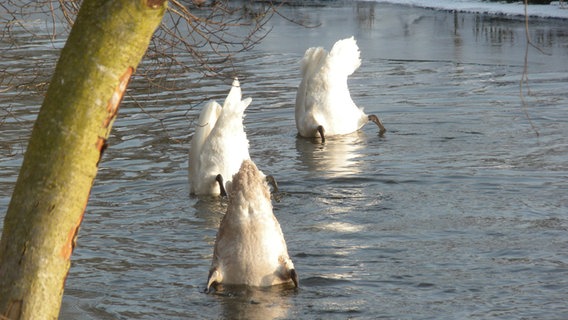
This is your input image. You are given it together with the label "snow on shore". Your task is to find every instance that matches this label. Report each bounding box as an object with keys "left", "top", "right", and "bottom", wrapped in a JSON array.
[{"left": 366, "top": 0, "right": 568, "bottom": 19}]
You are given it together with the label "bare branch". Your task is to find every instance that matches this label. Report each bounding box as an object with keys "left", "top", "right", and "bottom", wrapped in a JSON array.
[
  {"left": 519, "top": 0, "right": 543, "bottom": 137},
  {"left": 0, "top": 0, "right": 313, "bottom": 144}
]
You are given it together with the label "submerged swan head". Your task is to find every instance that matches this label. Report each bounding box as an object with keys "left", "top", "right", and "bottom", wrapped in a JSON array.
[{"left": 206, "top": 160, "right": 298, "bottom": 291}]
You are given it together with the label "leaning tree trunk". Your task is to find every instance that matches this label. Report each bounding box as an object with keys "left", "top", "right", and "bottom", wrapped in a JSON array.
[{"left": 0, "top": 0, "right": 166, "bottom": 318}]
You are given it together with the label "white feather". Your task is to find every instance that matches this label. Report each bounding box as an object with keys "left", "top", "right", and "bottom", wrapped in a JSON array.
[
  {"left": 189, "top": 78, "right": 252, "bottom": 195},
  {"left": 295, "top": 36, "right": 379, "bottom": 138}
]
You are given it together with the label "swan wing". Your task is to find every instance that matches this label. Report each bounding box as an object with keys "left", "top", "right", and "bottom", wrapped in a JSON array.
[
  {"left": 297, "top": 46, "right": 328, "bottom": 114},
  {"left": 295, "top": 46, "right": 330, "bottom": 136},
  {"left": 189, "top": 100, "right": 222, "bottom": 193}
]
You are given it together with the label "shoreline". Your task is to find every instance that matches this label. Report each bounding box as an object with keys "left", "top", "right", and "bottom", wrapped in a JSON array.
[
  {"left": 254, "top": 0, "right": 568, "bottom": 20},
  {"left": 365, "top": 0, "right": 568, "bottom": 20}
]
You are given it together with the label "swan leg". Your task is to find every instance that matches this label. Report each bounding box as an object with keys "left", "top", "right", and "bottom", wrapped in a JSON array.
[
  {"left": 265, "top": 175, "right": 279, "bottom": 193},
  {"left": 368, "top": 114, "right": 386, "bottom": 135},
  {"left": 215, "top": 174, "right": 228, "bottom": 197},
  {"left": 317, "top": 125, "right": 325, "bottom": 143}
]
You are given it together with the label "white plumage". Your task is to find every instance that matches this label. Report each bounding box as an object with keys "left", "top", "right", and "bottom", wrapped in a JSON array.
[
  {"left": 189, "top": 78, "right": 252, "bottom": 196},
  {"left": 206, "top": 159, "right": 298, "bottom": 291},
  {"left": 295, "top": 36, "right": 386, "bottom": 142}
]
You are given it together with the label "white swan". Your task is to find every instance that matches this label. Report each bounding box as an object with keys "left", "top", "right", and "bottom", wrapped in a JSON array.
[
  {"left": 189, "top": 78, "right": 252, "bottom": 196},
  {"left": 295, "top": 36, "right": 386, "bottom": 142},
  {"left": 206, "top": 159, "right": 298, "bottom": 292}
]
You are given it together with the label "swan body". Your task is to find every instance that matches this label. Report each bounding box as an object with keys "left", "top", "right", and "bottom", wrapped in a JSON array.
[
  {"left": 206, "top": 159, "right": 298, "bottom": 291},
  {"left": 295, "top": 36, "right": 386, "bottom": 141},
  {"left": 189, "top": 78, "right": 252, "bottom": 196}
]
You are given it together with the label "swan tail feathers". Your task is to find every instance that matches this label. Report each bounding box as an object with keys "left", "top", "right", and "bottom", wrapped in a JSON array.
[
  {"left": 300, "top": 46, "right": 328, "bottom": 78},
  {"left": 328, "top": 36, "right": 361, "bottom": 76},
  {"left": 239, "top": 97, "right": 252, "bottom": 114},
  {"left": 222, "top": 77, "right": 251, "bottom": 116},
  {"left": 223, "top": 77, "right": 243, "bottom": 109}
]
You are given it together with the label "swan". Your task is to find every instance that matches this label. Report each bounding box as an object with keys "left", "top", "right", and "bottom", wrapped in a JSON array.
[
  {"left": 206, "top": 159, "right": 298, "bottom": 292},
  {"left": 295, "top": 36, "right": 386, "bottom": 142},
  {"left": 189, "top": 78, "right": 252, "bottom": 196}
]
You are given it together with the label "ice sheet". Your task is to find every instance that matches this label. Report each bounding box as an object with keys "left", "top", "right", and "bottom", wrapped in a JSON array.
[{"left": 366, "top": 0, "right": 568, "bottom": 19}]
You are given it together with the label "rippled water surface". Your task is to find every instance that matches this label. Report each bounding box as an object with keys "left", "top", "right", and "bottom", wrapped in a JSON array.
[{"left": 1, "top": 2, "right": 568, "bottom": 319}]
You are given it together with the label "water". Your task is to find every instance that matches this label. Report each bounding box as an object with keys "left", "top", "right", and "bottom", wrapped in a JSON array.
[{"left": 1, "top": 1, "right": 568, "bottom": 319}]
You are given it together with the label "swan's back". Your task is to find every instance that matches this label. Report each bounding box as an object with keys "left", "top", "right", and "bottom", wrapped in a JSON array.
[
  {"left": 190, "top": 78, "right": 252, "bottom": 195},
  {"left": 227, "top": 159, "right": 272, "bottom": 215},
  {"left": 295, "top": 36, "right": 368, "bottom": 137},
  {"left": 205, "top": 79, "right": 252, "bottom": 192},
  {"left": 207, "top": 160, "right": 297, "bottom": 289}
]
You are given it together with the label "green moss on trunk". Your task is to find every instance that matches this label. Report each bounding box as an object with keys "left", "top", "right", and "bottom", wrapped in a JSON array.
[{"left": 0, "top": 0, "right": 166, "bottom": 318}]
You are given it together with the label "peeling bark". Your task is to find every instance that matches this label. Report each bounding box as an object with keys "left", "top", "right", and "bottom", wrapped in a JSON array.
[{"left": 0, "top": 0, "right": 166, "bottom": 318}]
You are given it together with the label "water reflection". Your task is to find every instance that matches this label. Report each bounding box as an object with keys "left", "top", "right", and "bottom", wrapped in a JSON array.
[
  {"left": 472, "top": 13, "right": 568, "bottom": 50},
  {"left": 347, "top": 4, "right": 568, "bottom": 68},
  {"left": 295, "top": 133, "right": 367, "bottom": 177},
  {"left": 214, "top": 285, "right": 294, "bottom": 320},
  {"left": 356, "top": 2, "right": 376, "bottom": 29},
  {"left": 453, "top": 11, "right": 464, "bottom": 62},
  {"left": 472, "top": 15, "right": 517, "bottom": 45},
  {"left": 2, "top": 1, "right": 567, "bottom": 319},
  {"left": 192, "top": 197, "right": 226, "bottom": 229}
]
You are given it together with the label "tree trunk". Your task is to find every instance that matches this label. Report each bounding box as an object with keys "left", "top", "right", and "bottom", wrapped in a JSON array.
[{"left": 0, "top": 0, "right": 165, "bottom": 318}]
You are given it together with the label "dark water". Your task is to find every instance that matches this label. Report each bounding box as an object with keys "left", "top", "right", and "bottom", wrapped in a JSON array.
[{"left": 1, "top": 2, "right": 568, "bottom": 319}]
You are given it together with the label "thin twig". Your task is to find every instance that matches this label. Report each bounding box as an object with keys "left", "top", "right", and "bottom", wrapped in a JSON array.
[{"left": 519, "top": 0, "right": 540, "bottom": 137}]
